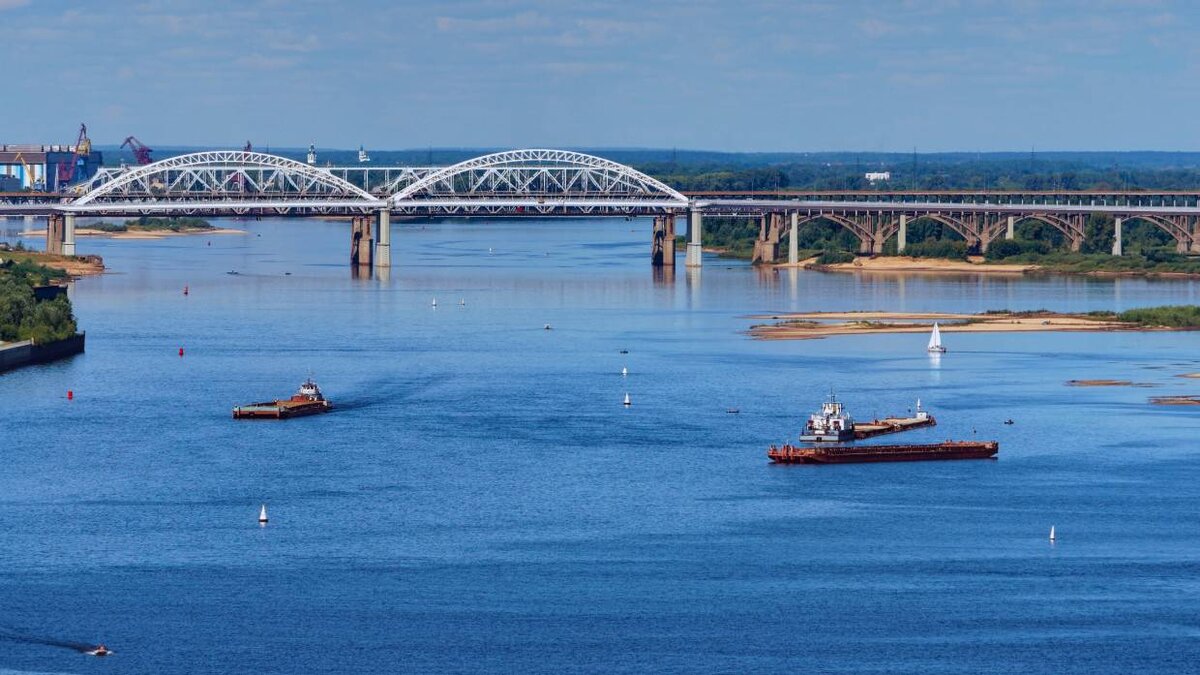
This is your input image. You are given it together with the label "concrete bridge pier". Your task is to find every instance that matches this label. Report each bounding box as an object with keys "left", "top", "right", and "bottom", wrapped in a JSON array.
[
  {"left": 45, "top": 214, "right": 64, "bottom": 255},
  {"left": 350, "top": 215, "right": 373, "bottom": 267},
  {"left": 897, "top": 214, "right": 908, "bottom": 253},
  {"left": 788, "top": 211, "right": 799, "bottom": 264},
  {"left": 375, "top": 209, "right": 391, "bottom": 268},
  {"left": 651, "top": 214, "right": 676, "bottom": 266},
  {"left": 62, "top": 214, "right": 76, "bottom": 256},
  {"left": 1006, "top": 216, "right": 1015, "bottom": 240},
  {"left": 752, "top": 213, "right": 782, "bottom": 264},
  {"left": 1112, "top": 217, "right": 1123, "bottom": 256},
  {"left": 685, "top": 209, "right": 703, "bottom": 267}
]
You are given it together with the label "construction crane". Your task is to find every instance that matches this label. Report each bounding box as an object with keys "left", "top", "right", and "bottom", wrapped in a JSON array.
[
  {"left": 121, "top": 136, "right": 154, "bottom": 165},
  {"left": 57, "top": 123, "right": 91, "bottom": 185}
]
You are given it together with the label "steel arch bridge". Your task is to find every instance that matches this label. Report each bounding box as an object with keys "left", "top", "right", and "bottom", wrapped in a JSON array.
[
  {"left": 64, "top": 150, "right": 385, "bottom": 216},
  {"left": 389, "top": 149, "right": 689, "bottom": 215}
]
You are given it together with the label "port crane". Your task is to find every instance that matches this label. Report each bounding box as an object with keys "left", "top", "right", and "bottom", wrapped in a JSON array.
[
  {"left": 57, "top": 123, "right": 91, "bottom": 185},
  {"left": 120, "top": 136, "right": 154, "bottom": 165}
]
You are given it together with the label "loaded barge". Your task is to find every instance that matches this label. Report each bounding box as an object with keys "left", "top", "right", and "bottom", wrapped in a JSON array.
[
  {"left": 768, "top": 441, "right": 998, "bottom": 464},
  {"left": 801, "top": 393, "right": 936, "bottom": 442},
  {"left": 233, "top": 378, "right": 332, "bottom": 419}
]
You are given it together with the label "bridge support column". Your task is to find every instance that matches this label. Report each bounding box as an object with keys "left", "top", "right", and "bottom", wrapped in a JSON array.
[
  {"left": 45, "top": 214, "right": 63, "bottom": 255},
  {"left": 871, "top": 213, "right": 885, "bottom": 254},
  {"left": 685, "top": 209, "right": 702, "bottom": 267},
  {"left": 897, "top": 214, "right": 908, "bottom": 253},
  {"left": 1006, "top": 216, "right": 1015, "bottom": 240},
  {"left": 752, "top": 213, "right": 782, "bottom": 264},
  {"left": 651, "top": 215, "right": 676, "bottom": 266},
  {"left": 350, "top": 215, "right": 373, "bottom": 267},
  {"left": 1112, "top": 217, "right": 1122, "bottom": 256},
  {"left": 375, "top": 209, "right": 391, "bottom": 268},
  {"left": 788, "top": 212, "right": 798, "bottom": 264},
  {"left": 62, "top": 213, "right": 75, "bottom": 256}
]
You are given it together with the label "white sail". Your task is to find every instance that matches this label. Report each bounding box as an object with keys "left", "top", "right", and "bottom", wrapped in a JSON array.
[
  {"left": 623, "top": 393, "right": 631, "bottom": 406},
  {"left": 927, "top": 322, "right": 945, "bottom": 352},
  {"left": 1049, "top": 525, "right": 1056, "bottom": 541},
  {"left": 258, "top": 504, "right": 268, "bottom": 523}
]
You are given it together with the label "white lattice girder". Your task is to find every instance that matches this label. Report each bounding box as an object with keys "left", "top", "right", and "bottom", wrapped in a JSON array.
[
  {"left": 72, "top": 151, "right": 381, "bottom": 209},
  {"left": 390, "top": 149, "right": 688, "bottom": 206}
]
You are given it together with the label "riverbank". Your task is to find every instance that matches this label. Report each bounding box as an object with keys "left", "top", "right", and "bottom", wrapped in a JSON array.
[
  {"left": 0, "top": 333, "right": 85, "bottom": 374},
  {"left": 803, "top": 255, "right": 1034, "bottom": 275},
  {"left": 0, "top": 249, "right": 104, "bottom": 276},
  {"left": 748, "top": 310, "right": 1175, "bottom": 340}
]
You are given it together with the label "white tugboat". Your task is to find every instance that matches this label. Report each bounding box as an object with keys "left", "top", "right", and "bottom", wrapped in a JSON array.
[
  {"left": 800, "top": 392, "right": 856, "bottom": 442},
  {"left": 358, "top": 145, "right": 371, "bottom": 163}
]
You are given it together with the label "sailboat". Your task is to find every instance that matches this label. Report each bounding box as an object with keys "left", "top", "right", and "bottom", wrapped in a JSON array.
[
  {"left": 1049, "top": 525, "right": 1056, "bottom": 542},
  {"left": 621, "top": 366, "right": 628, "bottom": 377},
  {"left": 258, "top": 504, "right": 268, "bottom": 524},
  {"left": 927, "top": 322, "right": 947, "bottom": 354},
  {"left": 623, "top": 393, "right": 631, "bottom": 407}
]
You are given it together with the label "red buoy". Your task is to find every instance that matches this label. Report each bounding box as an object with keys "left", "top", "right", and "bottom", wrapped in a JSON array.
[
  {"left": 179, "top": 347, "right": 184, "bottom": 357},
  {"left": 67, "top": 390, "right": 74, "bottom": 400}
]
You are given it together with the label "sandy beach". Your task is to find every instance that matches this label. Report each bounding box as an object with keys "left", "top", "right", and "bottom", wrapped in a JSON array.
[
  {"left": 748, "top": 310, "right": 1162, "bottom": 340},
  {"left": 803, "top": 255, "right": 1034, "bottom": 275},
  {"left": 22, "top": 227, "right": 245, "bottom": 240}
]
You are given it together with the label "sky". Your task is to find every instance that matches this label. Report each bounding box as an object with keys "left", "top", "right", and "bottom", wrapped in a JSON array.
[{"left": 1, "top": 0, "right": 1198, "bottom": 152}]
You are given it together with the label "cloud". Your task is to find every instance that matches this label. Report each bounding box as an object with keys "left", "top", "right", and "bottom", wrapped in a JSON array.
[{"left": 435, "top": 11, "right": 549, "bottom": 33}]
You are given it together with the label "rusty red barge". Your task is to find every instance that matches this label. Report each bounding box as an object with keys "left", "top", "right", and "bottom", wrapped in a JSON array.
[{"left": 768, "top": 441, "right": 998, "bottom": 464}]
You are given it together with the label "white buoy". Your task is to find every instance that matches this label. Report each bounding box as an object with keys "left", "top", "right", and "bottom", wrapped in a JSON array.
[
  {"left": 623, "top": 393, "right": 631, "bottom": 407},
  {"left": 1049, "top": 525, "right": 1056, "bottom": 542},
  {"left": 258, "top": 504, "right": 268, "bottom": 525},
  {"left": 621, "top": 366, "right": 628, "bottom": 377}
]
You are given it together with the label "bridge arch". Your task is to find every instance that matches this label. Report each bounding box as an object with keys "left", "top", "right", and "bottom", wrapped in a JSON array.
[
  {"left": 1010, "top": 213, "right": 1084, "bottom": 250},
  {"left": 70, "top": 150, "right": 380, "bottom": 213},
  {"left": 1122, "top": 214, "right": 1190, "bottom": 247},
  {"left": 390, "top": 149, "right": 688, "bottom": 214}
]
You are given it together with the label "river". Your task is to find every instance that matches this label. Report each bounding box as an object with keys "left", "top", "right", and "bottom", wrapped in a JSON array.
[{"left": 1, "top": 217, "right": 1199, "bottom": 674}]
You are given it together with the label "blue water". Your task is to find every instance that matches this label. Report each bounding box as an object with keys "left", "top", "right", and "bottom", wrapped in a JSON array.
[{"left": 2, "top": 217, "right": 1200, "bottom": 673}]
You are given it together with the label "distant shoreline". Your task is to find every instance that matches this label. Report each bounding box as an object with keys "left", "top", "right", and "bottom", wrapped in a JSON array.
[
  {"left": 22, "top": 227, "right": 245, "bottom": 240},
  {"left": 748, "top": 310, "right": 1180, "bottom": 341}
]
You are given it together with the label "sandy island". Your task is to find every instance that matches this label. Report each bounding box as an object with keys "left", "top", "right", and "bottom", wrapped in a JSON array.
[
  {"left": 0, "top": 250, "right": 105, "bottom": 276},
  {"left": 800, "top": 255, "right": 1034, "bottom": 275},
  {"left": 22, "top": 227, "right": 245, "bottom": 241},
  {"left": 748, "top": 311, "right": 1171, "bottom": 340}
]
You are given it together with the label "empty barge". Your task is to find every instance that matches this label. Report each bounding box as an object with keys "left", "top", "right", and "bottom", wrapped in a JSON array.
[
  {"left": 233, "top": 378, "right": 332, "bottom": 419},
  {"left": 767, "top": 441, "right": 998, "bottom": 464}
]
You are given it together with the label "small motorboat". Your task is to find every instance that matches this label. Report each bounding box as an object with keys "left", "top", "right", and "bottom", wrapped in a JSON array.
[
  {"left": 1004, "top": 418, "right": 1015, "bottom": 425},
  {"left": 87, "top": 644, "right": 111, "bottom": 657},
  {"left": 618, "top": 349, "right": 629, "bottom": 355},
  {"left": 726, "top": 408, "right": 740, "bottom": 414},
  {"left": 544, "top": 324, "right": 552, "bottom": 330}
]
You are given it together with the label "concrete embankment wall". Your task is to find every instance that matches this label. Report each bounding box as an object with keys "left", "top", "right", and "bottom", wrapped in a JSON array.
[{"left": 0, "top": 333, "right": 85, "bottom": 374}]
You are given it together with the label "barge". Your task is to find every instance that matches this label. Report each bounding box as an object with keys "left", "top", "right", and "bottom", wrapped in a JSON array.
[
  {"left": 233, "top": 378, "right": 332, "bottom": 419},
  {"left": 801, "top": 393, "right": 936, "bottom": 442},
  {"left": 767, "top": 440, "right": 998, "bottom": 464}
]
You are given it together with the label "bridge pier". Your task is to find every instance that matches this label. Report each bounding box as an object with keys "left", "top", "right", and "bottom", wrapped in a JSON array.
[
  {"left": 685, "top": 210, "right": 702, "bottom": 267},
  {"left": 788, "top": 211, "right": 799, "bottom": 264},
  {"left": 375, "top": 209, "right": 391, "bottom": 268},
  {"left": 45, "top": 214, "right": 63, "bottom": 255},
  {"left": 62, "top": 214, "right": 76, "bottom": 256},
  {"left": 752, "top": 213, "right": 782, "bottom": 264},
  {"left": 651, "top": 214, "right": 676, "bottom": 266},
  {"left": 350, "top": 215, "right": 373, "bottom": 267},
  {"left": 1112, "top": 217, "right": 1123, "bottom": 256},
  {"left": 1006, "top": 216, "right": 1015, "bottom": 240},
  {"left": 897, "top": 214, "right": 907, "bottom": 253}
]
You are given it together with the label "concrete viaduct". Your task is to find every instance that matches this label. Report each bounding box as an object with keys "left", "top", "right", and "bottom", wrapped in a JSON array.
[{"left": 4, "top": 148, "right": 1200, "bottom": 269}]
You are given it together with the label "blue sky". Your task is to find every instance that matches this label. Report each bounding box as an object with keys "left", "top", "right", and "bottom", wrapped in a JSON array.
[{"left": 1, "top": 0, "right": 1197, "bottom": 151}]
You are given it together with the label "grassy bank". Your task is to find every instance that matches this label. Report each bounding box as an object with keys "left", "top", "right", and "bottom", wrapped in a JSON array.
[
  {"left": 0, "top": 258, "right": 78, "bottom": 343},
  {"left": 85, "top": 216, "right": 214, "bottom": 233}
]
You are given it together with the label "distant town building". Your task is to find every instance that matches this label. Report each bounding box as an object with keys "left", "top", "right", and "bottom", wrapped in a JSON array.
[{"left": 865, "top": 171, "right": 891, "bottom": 183}]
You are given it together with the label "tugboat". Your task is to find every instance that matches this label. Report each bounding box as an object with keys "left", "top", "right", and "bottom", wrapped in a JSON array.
[
  {"left": 233, "top": 378, "right": 332, "bottom": 419},
  {"left": 800, "top": 392, "right": 856, "bottom": 442}
]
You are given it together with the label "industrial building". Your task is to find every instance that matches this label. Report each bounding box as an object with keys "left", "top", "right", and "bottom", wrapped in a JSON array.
[{"left": 0, "top": 125, "right": 104, "bottom": 191}]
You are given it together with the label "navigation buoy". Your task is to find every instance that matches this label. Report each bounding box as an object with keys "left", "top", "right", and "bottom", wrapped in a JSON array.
[
  {"left": 67, "top": 389, "right": 73, "bottom": 400},
  {"left": 621, "top": 366, "right": 628, "bottom": 377},
  {"left": 178, "top": 347, "right": 184, "bottom": 357},
  {"left": 183, "top": 285, "right": 189, "bottom": 296},
  {"left": 623, "top": 393, "right": 631, "bottom": 407},
  {"left": 1049, "top": 525, "right": 1056, "bottom": 542},
  {"left": 258, "top": 504, "right": 268, "bottom": 525}
]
